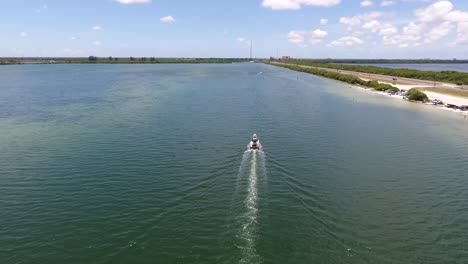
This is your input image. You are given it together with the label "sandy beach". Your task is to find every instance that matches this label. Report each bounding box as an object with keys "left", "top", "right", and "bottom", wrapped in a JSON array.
[{"left": 274, "top": 62, "right": 468, "bottom": 108}]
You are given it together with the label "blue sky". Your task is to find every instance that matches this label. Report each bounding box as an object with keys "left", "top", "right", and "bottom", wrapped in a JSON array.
[{"left": 2, "top": 0, "right": 468, "bottom": 58}]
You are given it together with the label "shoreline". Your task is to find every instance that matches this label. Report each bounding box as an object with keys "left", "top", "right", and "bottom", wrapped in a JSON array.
[
  {"left": 269, "top": 62, "right": 468, "bottom": 117},
  {"left": 352, "top": 84, "right": 468, "bottom": 117}
]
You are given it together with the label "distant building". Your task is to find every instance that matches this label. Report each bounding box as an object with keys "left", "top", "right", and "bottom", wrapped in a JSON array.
[{"left": 281, "top": 56, "right": 291, "bottom": 61}]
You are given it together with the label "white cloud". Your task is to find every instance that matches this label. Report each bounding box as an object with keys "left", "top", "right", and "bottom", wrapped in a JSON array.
[
  {"left": 382, "top": 22, "right": 424, "bottom": 47},
  {"left": 20, "top": 32, "right": 27, "bottom": 37},
  {"left": 320, "top": 18, "right": 328, "bottom": 25},
  {"left": 237, "top": 37, "right": 247, "bottom": 42},
  {"left": 378, "top": 23, "right": 398, "bottom": 36},
  {"left": 92, "top": 26, "right": 102, "bottom": 31},
  {"left": 362, "top": 20, "right": 398, "bottom": 36},
  {"left": 261, "top": 0, "right": 341, "bottom": 10},
  {"left": 381, "top": 0, "right": 395, "bottom": 7},
  {"left": 362, "top": 20, "right": 381, "bottom": 32},
  {"left": 455, "top": 22, "right": 468, "bottom": 45},
  {"left": 93, "top": 41, "right": 102, "bottom": 46},
  {"left": 288, "top": 29, "right": 328, "bottom": 45},
  {"left": 70, "top": 36, "right": 77, "bottom": 40},
  {"left": 339, "top": 11, "right": 385, "bottom": 31},
  {"left": 160, "top": 16, "right": 176, "bottom": 23},
  {"left": 114, "top": 0, "right": 151, "bottom": 4},
  {"left": 428, "top": 21, "right": 454, "bottom": 41},
  {"left": 414, "top": 0, "right": 453, "bottom": 23},
  {"left": 329, "top": 36, "right": 364, "bottom": 46},
  {"left": 287, "top": 31, "right": 306, "bottom": 44},
  {"left": 311, "top": 29, "right": 328, "bottom": 44},
  {"left": 445, "top": 10, "right": 468, "bottom": 23},
  {"left": 361, "top": 0, "right": 373, "bottom": 7}
]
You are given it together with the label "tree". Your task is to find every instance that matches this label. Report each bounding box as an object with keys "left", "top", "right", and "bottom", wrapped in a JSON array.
[
  {"left": 130, "top": 57, "right": 135, "bottom": 61},
  {"left": 88, "top": 56, "right": 98, "bottom": 62},
  {"left": 108, "top": 56, "right": 113, "bottom": 61}
]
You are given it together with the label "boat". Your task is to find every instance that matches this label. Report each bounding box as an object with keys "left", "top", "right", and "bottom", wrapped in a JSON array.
[{"left": 248, "top": 134, "right": 262, "bottom": 150}]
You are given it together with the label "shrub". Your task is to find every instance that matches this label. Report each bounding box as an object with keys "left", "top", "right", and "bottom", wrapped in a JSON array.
[{"left": 406, "top": 88, "right": 429, "bottom": 102}]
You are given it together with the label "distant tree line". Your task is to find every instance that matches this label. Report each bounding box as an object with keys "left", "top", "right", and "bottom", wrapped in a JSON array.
[
  {"left": 278, "top": 60, "right": 468, "bottom": 85},
  {"left": 80, "top": 56, "right": 249, "bottom": 64},
  {"left": 291, "top": 59, "right": 468, "bottom": 64}
]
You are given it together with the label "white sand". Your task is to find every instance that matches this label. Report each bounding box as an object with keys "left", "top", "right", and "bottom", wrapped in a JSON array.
[
  {"left": 423, "top": 91, "right": 468, "bottom": 106},
  {"left": 372, "top": 80, "right": 468, "bottom": 106}
]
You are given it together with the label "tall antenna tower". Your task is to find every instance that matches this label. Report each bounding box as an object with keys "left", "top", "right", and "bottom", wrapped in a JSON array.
[{"left": 250, "top": 40, "right": 253, "bottom": 60}]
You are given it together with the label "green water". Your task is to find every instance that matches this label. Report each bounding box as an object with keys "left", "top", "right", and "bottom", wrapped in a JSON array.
[{"left": 1, "top": 63, "right": 467, "bottom": 263}]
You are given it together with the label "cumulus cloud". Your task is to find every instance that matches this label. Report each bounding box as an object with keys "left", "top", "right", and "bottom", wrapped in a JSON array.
[
  {"left": 262, "top": 0, "right": 341, "bottom": 10},
  {"left": 20, "top": 32, "right": 28, "bottom": 37},
  {"left": 160, "top": 16, "right": 176, "bottom": 23},
  {"left": 428, "top": 21, "right": 454, "bottom": 41},
  {"left": 287, "top": 31, "right": 306, "bottom": 44},
  {"left": 311, "top": 29, "right": 328, "bottom": 44},
  {"left": 93, "top": 41, "right": 102, "bottom": 46},
  {"left": 382, "top": 22, "right": 424, "bottom": 47},
  {"left": 114, "top": 0, "right": 151, "bottom": 4},
  {"left": 361, "top": 0, "right": 373, "bottom": 7},
  {"left": 288, "top": 29, "right": 328, "bottom": 45},
  {"left": 362, "top": 20, "right": 397, "bottom": 35},
  {"left": 320, "top": 18, "right": 328, "bottom": 25},
  {"left": 414, "top": 0, "right": 453, "bottom": 23},
  {"left": 339, "top": 11, "right": 385, "bottom": 28},
  {"left": 381, "top": 0, "right": 395, "bottom": 7},
  {"left": 328, "top": 36, "right": 364, "bottom": 47},
  {"left": 92, "top": 26, "right": 102, "bottom": 31}
]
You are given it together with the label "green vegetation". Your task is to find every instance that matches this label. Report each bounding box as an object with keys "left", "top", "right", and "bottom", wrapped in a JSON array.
[
  {"left": 50, "top": 57, "right": 249, "bottom": 64},
  {"left": 406, "top": 88, "right": 429, "bottom": 102},
  {"left": 0, "top": 59, "right": 21, "bottom": 65},
  {"left": 271, "top": 62, "right": 399, "bottom": 92},
  {"left": 287, "top": 59, "right": 468, "bottom": 64},
  {"left": 1, "top": 57, "right": 251, "bottom": 65},
  {"left": 276, "top": 60, "right": 468, "bottom": 85}
]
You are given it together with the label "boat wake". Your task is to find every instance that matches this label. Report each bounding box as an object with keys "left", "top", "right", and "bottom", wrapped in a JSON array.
[{"left": 235, "top": 150, "right": 266, "bottom": 264}]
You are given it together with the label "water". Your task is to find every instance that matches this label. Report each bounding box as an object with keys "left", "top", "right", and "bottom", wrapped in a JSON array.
[
  {"left": 344, "top": 63, "right": 468, "bottom": 72},
  {"left": 1, "top": 63, "right": 467, "bottom": 263}
]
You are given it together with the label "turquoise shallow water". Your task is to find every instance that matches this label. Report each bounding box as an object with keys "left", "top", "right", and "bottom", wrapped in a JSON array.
[{"left": 1, "top": 63, "right": 468, "bottom": 263}]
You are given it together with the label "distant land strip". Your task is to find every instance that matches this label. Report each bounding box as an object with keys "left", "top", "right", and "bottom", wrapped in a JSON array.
[
  {"left": 0, "top": 57, "right": 251, "bottom": 65},
  {"left": 272, "top": 60, "right": 468, "bottom": 85}
]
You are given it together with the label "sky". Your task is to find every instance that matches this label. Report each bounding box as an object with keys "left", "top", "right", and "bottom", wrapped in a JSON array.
[{"left": 2, "top": 0, "right": 468, "bottom": 59}]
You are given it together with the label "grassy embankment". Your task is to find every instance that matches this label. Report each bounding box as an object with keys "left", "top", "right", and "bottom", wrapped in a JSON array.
[
  {"left": 270, "top": 62, "right": 399, "bottom": 91},
  {"left": 276, "top": 60, "right": 468, "bottom": 85}
]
